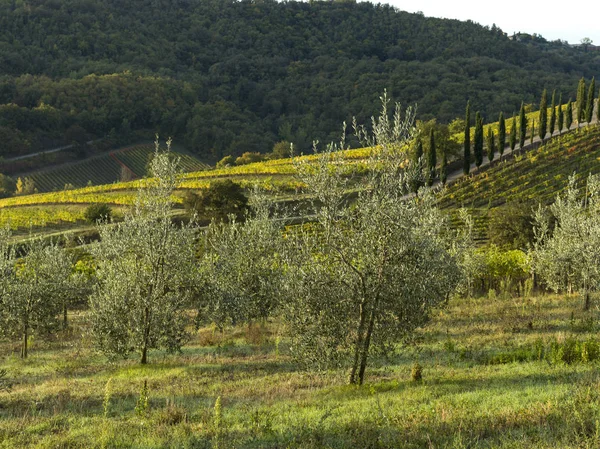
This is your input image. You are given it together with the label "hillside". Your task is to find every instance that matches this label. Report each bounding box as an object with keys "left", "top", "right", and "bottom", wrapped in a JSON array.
[
  {"left": 22, "top": 143, "right": 210, "bottom": 193},
  {"left": 440, "top": 125, "right": 600, "bottom": 243},
  {"left": 1, "top": 0, "right": 599, "bottom": 161},
  {"left": 2, "top": 122, "right": 600, "bottom": 242}
]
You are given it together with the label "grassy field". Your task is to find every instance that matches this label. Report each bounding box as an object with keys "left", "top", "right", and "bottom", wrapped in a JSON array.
[{"left": 1, "top": 292, "right": 599, "bottom": 448}]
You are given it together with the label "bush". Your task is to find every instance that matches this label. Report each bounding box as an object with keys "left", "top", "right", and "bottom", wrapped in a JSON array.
[
  {"left": 216, "top": 155, "right": 235, "bottom": 169},
  {"left": 183, "top": 180, "right": 248, "bottom": 222},
  {"left": 235, "top": 152, "right": 265, "bottom": 166},
  {"left": 84, "top": 203, "right": 112, "bottom": 223}
]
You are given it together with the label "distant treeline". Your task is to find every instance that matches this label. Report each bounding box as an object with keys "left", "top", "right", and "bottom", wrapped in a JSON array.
[{"left": 0, "top": 0, "right": 599, "bottom": 159}]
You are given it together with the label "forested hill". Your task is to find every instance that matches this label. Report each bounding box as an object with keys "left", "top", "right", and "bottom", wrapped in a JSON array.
[{"left": 1, "top": 0, "right": 599, "bottom": 161}]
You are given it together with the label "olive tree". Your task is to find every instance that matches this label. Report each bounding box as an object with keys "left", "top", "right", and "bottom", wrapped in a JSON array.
[
  {"left": 532, "top": 174, "right": 600, "bottom": 310},
  {"left": 89, "top": 139, "right": 198, "bottom": 364},
  {"left": 196, "top": 191, "right": 284, "bottom": 329},
  {"left": 0, "top": 238, "right": 72, "bottom": 358},
  {"left": 282, "top": 94, "right": 460, "bottom": 385}
]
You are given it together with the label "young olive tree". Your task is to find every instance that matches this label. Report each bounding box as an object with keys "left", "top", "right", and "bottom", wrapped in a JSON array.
[
  {"left": 0, "top": 238, "right": 72, "bottom": 358},
  {"left": 532, "top": 174, "right": 600, "bottom": 310},
  {"left": 89, "top": 139, "right": 198, "bottom": 364},
  {"left": 196, "top": 191, "right": 284, "bottom": 329},
  {"left": 283, "top": 94, "right": 460, "bottom": 385}
]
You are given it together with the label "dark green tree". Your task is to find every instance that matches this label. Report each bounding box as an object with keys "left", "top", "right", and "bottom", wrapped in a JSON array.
[
  {"left": 440, "top": 148, "right": 447, "bottom": 185},
  {"left": 411, "top": 137, "right": 424, "bottom": 193},
  {"left": 530, "top": 120, "right": 535, "bottom": 145},
  {"left": 549, "top": 90, "right": 556, "bottom": 136},
  {"left": 463, "top": 102, "right": 471, "bottom": 175},
  {"left": 576, "top": 77, "right": 586, "bottom": 124},
  {"left": 509, "top": 115, "right": 517, "bottom": 152},
  {"left": 427, "top": 128, "right": 436, "bottom": 186},
  {"left": 498, "top": 112, "right": 506, "bottom": 159},
  {"left": 485, "top": 127, "right": 495, "bottom": 163},
  {"left": 519, "top": 102, "right": 528, "bottom": 149},
  {"left": 566, "top": 99, "right": 573, "bottom": 130},
  {"left": 538, "top": 89, "right": 547, "bottom": 140},
  {"left": 474, "top": 112, "right": 484, "bottom": 169},
  {"left": 557, "top": 94, "right": 564, "bottom": 134},
  {"left": 586, "top": 77, "right": 595, "bottom": 123},
  {"left": 183, "top": 180, "right": 248, "bottom": 223}
]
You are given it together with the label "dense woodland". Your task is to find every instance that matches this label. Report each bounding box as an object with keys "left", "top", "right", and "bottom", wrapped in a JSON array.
[{"left": 1, "top": 0, "right": 599, "bottom": 160}]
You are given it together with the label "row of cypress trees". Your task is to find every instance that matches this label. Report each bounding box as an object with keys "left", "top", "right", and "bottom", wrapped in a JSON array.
[{"left": 461, "top": 77, "right": 598, "bottom": 176}]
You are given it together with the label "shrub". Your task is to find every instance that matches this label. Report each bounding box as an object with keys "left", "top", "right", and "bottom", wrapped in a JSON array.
[
  {"left": 411, "top": 362, "right": 423, "bottom": 382},
  {"left": 216, "top": 155, "right": 235, "bottom": 169},
  {"left": 235, "top": 152, "right": 265, "bottom": 166},
  {"left": 84, "top": 203, "right": 112, "bottom": 223}
]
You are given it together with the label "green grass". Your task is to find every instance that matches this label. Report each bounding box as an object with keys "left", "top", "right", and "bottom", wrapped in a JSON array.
[{"left": 2, "top": 292, "right": 600, "bottom": 448}]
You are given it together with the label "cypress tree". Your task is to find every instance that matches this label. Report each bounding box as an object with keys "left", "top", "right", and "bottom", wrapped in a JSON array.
[
  {"left": 519, "top": 102, "right": 527, "bottom": 149},
  {"left": 427, "top": 128, "right": 436, "bottom": 186},
  {"left": 509, "top": 115, "right": 517, "bottom": 152},
  {"left": 566, "top": 99, "right": 573, "bottom": 130},
  {"left": 498, "top": 112, "right": 506, "bottom": 158},
  {"left": 474, "top": 112, "right": 484, "bottom": 168},
  {"left": 586, "top": 77, "right": 595, "bottom": 123},
  {"left": 463, "top": 102, "right": 471, "bottom": 175},
  {"left": 557, "top": 94, "right": 564, "bottom": 134},
  {"left": 440, "top": 148, "right": 447, "bottom": 185},
  {"left": 530, "top": 120, "right": 535, "bottom": 145},
  {"left": 576, "top": 77, "right": 586, "bottom": 124},
  {"left": 486, "top": 127, "right": 495, "bottom": 164},
  {"left": 549, "top": 90, "right": 556, "bottom": 136},
  {"left": 539, "top": 89, "right": 547, "bottom": 141},
  {"left": 412, "top": 137, "right": 424, "bottom": 193}
]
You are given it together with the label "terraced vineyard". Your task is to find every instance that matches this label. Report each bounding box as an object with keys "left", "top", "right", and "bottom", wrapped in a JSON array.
[
  {"left": 26, "top": 144, "right": 210, "bottom": 193},
  {"left": 3, "top": 127, "right": 600, "bottom": 239},
  {"left": 440, "top": 125, "right": 600, "bottom": 242}
]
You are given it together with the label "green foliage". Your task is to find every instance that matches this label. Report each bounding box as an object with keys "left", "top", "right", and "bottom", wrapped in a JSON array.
[
  {"left": 411, "top": 362, "right": 423, "bottom": 382},
  {"left": 197, "top": 192, "right": 283, "bottom": 328},
  {"left": 586, "top": 77, "right": 595, "bottom": 123},
  {"left": 270, "top": 140, "right": 293, "bottom": 159},
  {"left": 283, "top": 96, "right": 459, "bottom": 385},
  {"left": 0, "top": 368, "right": 11, "bottom": 392},
  {"left": 0, "top": 235, "right": 72, "bottom": 358},
  {"left": 440, "top": 148, "right": 447, "bottom": 185},
  {"left": 2, "top": 0, "right": 599, "bottom": 161},
  {"left": 549, "top": 90, "right": 556, "bottom": 136},
  {"left": 134, "top": 380, "right": 150, "bottom": 417},
  {"left": 509, "top": 115, "right": 517, "bottom": 151},
  {"left": 0, "top": 173, "right": 15, "bottom": 198},
  {"left": 557, "top": 94, "right": 564, "bottom": 133},
  {"left": 15, "top": 177, "right": 35, "bottom": 195},
  {"left": 538, "top": 89, "right": 547, "bottom": 140},
  {"left": 488, "top": 202, "right": 535, "bottom": 250},
  {"left": 183, "top": 179, "right": 248, "bottom": 223},
  {"left": 566, "top": 99, "right": 573, "bottom": 129},
  {"left": 463, "top": 102, "right": 471, "bottom": 175},
  {"left": 533, "top": 174, "right": 600, "bottom": 310},
  {"left": 235, "top": 152, "right": 266, "bottom": 166},
  {"left": 427, "top": 128, "right": 436, "bottom": 186},
  {"left": 474, "top": 112, "right": 483, "bottom": 168},
  {"left": 498, "top": 112, "right": 506, "bottom": 157},
  {"left": 519, "top": 102, "right": 528, "bottom": 149},
  {"left": 89, "top": 140, "right": 198, "bottom": 363},
  {"left": 577, "top": 77, "right": 587, "bottom": 122},
  {"left": 216, "top": 155, "right": 235, "bottom": 169},
  {"left": 485, "top": 127, "right": 495, "bottom": 163},
  {"left": 84, "top": 203, "right": 112, "bottom": 224}
]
